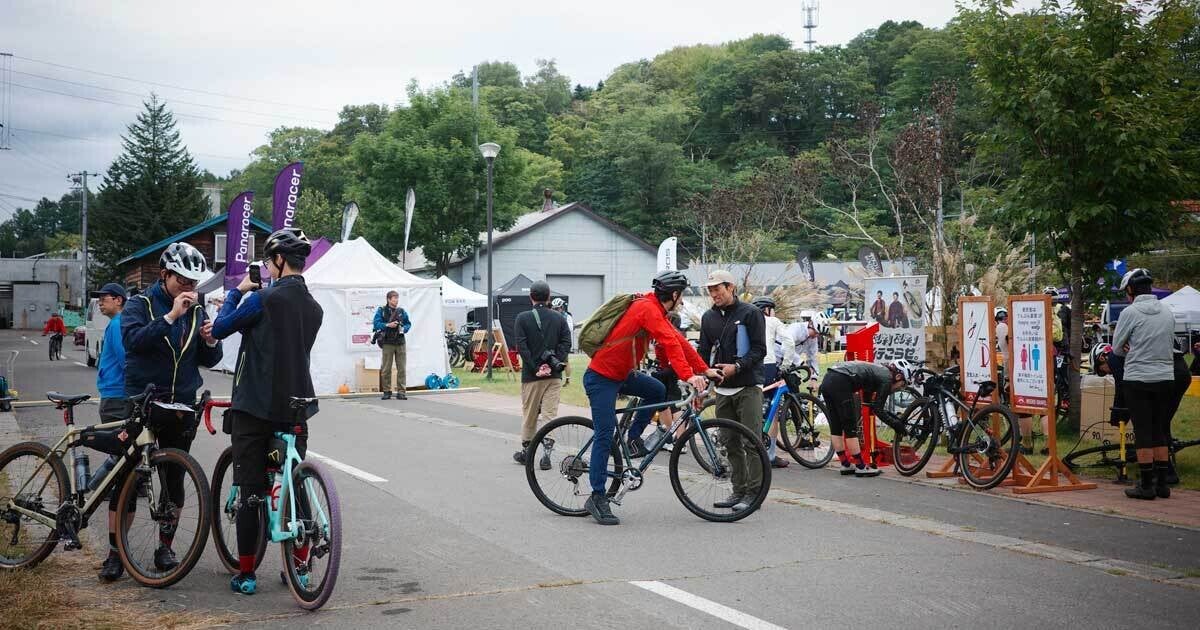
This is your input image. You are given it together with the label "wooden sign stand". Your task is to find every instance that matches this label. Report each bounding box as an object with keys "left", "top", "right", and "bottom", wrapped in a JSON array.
[
  {"left": 1007, "top": 294, "right": 1095, "bottom": 494},
  {"left": 488, "top": 325, "right": 519, "bottom": 377}
]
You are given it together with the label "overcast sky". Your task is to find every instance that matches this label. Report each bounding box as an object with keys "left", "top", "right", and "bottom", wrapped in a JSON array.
[{"left": 0, "top": 0, "right": 1029, "bottom": 218}]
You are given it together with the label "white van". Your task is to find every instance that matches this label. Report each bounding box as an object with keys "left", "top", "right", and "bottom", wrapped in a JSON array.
[{"left": 83, "top": 297, "right": 111, "bottom": 367}]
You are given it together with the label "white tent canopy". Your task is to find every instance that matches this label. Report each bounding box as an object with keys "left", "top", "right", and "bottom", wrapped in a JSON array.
[
  {"left": 440, "top": 275, "right": 487, "bottom": 309},
  {"left": 1161, "top": 285, "right": 1200, "bottom": 333},
  {"left": 304, "top": 238, "right": 446, "bottom": 393}
]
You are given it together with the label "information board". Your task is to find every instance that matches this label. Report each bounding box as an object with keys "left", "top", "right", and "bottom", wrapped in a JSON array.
[
  {"left": 1008, "top": 296, "right": 1053, "bottom": 411},
  {"left": 958, "top": 297, "right": 996, "bottom": 403}
]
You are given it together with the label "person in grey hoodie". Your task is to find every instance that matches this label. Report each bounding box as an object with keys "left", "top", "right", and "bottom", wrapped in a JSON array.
[{"left": 1111, "top": 268, "right": 1176, "bottom": 500}]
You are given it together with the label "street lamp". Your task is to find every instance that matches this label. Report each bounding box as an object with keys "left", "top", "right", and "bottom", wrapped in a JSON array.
[{"left": 479, "top": 142, "right": 500, "bottom": 380}]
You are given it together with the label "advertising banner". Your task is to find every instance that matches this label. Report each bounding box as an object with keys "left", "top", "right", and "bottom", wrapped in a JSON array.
[
  {"left": 864, "top": 275, "right": 927, "bottom": 362},
  {"left": 958, "top": 297, "right": 996, "bottom": 403},
  {"left": 224, "top": 191, "right": 255, "bottom": 289},
  {"left": 272, "top": 162, "right": 303, "bottom": 231},
  {"left": 1009, "top": 295, "right": 1053, "bottom": 411},
  {"left": 657, "top": 237, "right": 678, "bottom": 272}
]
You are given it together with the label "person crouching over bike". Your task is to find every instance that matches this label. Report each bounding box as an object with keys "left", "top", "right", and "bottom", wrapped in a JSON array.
[
  {"left": 583, "top": 270, "right": 714, "bottom": 526},
  {"left": 819, "top": 359, "right": 914, "bottom": 477},
  {"left": 122, "top": 242, "right": 221, "bottom": 572},
  {"left": 212, "top": 228, "right": 324, "bottom": 594}
]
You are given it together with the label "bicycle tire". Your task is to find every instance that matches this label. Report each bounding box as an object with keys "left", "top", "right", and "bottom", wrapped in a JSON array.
[
  {"left": 526, "top": 416, "right": 623, "bottom": 517},
  {"left": 890, "top": 397, "right": 940, "bottom": 476},
  {"left": 1063, "top": 443, "right": 1131, "bottom": 472},
  {"left": 670, "top": 417, "right": 771, "bottom": 522},
  {"left": 115, "top": 447, "right": 211, "bottom": 588},
  {"left": 778, "top": 393, "right": 834, "bottom": 469},
  {"left": 0, "top": 442, "right": 68, "bottom": 570},
  {"left": 209, "top": 447, "right": 268, "bottom": 575},
  {"left": 957, "top": 404, "right": 1019, "bottom": 490},
  {"left": 281, "top": 460, "right": 341, "bottom": 610}
]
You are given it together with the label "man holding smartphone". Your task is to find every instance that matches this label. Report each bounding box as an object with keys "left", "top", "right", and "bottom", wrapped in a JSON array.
[{"left": 121, "top": 242, "right": 221, "bottom": 572}]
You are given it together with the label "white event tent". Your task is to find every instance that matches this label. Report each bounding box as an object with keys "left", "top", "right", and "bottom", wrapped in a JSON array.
[
  {"left": 439, "top": 275, "right": 487, "bottom": 331},
  {"left": 1161, "top": 285, "right": 1200, "bottom": 333}
]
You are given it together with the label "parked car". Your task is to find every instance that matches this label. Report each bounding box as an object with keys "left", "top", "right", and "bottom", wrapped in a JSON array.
[
  {"left": 73, "top": 326, "right": 86, "bottom": 347},
  {"left": 83, "top": 297, "right": 111, "bottom": 368}
]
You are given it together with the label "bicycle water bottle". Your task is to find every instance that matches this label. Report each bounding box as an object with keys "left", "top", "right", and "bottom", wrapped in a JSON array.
[
  {"left": 73, "top": 449, "right": 91, "bottom": 491},
  {"left": 88, "top": 455, "right": 118, "bottom": 492},
  {"left": 943, "top": 400, "right": 959, "bottom": 428}
]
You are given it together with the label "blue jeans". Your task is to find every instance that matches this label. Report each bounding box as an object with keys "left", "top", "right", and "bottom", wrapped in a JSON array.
[{"left": 583, "top": 368, "right": 666, "bottom": 494}]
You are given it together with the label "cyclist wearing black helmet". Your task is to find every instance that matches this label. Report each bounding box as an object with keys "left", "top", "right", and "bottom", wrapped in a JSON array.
[
  {"left": 582, "top": 270, "right": 715, "bottom": 525},
  {"left": 212, "top": 228, "right": 324, "bottom": 594}
]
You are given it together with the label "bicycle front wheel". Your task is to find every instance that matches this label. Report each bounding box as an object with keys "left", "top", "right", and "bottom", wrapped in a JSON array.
[
  {"left": 115, "top": 447, "right": 210, "bottom": 588},
  {"left": 281, "top": 460, "right": 341, "bottom": 610},
  {"left": 890, "top": 398, "right": 939, "bottom": 476},
  {"left": 778, "top": 393, "right": 833, "bottom": 469},
  {"left": 957, "top": 404, "right": 1019, "bottom": 490},
  {"left": 209, "top": 447, "right": 268, "bottom": 575},
  {"left": 0, "top": 442, "right": 68, "bottom": 570},
  {"left": 1063, "top": 443, "right": 1130, "bottom": 472},
  {"left": 671, "top": 418, "right": 771, "bottom": 522},
  {"left": 527, "top": 416, "right": 623, "bottom": 516}
]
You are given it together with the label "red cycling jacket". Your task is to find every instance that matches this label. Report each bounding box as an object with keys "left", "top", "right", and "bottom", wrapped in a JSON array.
[
  {"left": 588, "top": 293, "right": 708, "bottom": 382},
  {"left": 42, "top": 316, "right": 66, "bottom": 336}
]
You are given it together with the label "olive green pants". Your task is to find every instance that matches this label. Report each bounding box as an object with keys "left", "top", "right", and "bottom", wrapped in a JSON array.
[{"left": 714, "top": 387, "right": 764, "bottom": 497}]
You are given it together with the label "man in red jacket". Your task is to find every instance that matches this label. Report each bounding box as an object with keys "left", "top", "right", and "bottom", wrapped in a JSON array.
[
  {"left": 582, "top": 270, "right": 714, "bottom": 526},
  {"left": 42, "top": 312, "right": 66, "bottom": 336}
]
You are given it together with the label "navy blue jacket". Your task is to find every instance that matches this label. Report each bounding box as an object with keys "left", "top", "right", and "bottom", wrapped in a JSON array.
[{"left": 121, "top": 280, "right": 222, "bottom": 403}]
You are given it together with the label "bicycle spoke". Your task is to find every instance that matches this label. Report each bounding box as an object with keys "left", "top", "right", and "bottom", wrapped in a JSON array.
[
  {"left": 528, "top": 418, "right": 617, "bottom": 516},
  {"left": 0, "top": 446, "right": 66, "bottom": 567}
]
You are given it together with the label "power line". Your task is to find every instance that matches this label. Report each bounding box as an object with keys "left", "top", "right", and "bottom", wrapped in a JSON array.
[
  {"left": 14, "top": 54, "right": 340, "bottom": 115},
  {"left": 10, "top": 134, "right": 72, "bottom": 173},
  {"left": 13, "top": 126, "right": 250, "bottom": 162},
  {"left": 0, "top": 191, "right": 41, "bottom": 203},
  {"left": 3, "top": 137, "right": 70, "bottom": 176},
  {"left": 11, "top": 82, "right": 287, "bottom": 130},
  {"left": 11, "top": 69, "right": 331, "bottom": 126}
]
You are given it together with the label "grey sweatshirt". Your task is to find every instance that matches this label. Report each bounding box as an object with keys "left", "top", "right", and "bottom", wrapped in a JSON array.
[{"left": 1111, "top": 294, "right": 1175, "bottom": 383}]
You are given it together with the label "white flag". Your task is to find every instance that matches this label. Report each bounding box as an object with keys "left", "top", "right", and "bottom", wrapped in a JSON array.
[
  {"left": 340, "top": 201, "right": 359, "bottom": 242},
  {"left": 657, "top": 237, "right": 677, "bottom": 272},
  {"left": 403, "top": 187, "right": 416, "bottom": 255}
]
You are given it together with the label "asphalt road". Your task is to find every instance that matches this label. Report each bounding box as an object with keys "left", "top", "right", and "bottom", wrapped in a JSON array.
[{"left": 3, "top": 329, "right": 1199, "bottom": 629}]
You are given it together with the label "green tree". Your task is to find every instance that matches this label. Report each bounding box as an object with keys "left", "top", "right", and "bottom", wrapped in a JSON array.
[
  {"left": 350, "top": 85, "right": 532, "bottom": 274},
  {"left": 293, "top": 188, "right": 342, "bottom": 242},
  {"left": 963, "top": 0, "right": 1197, "bottom": 426},
  {"left": 91, "top": 95, "right": 207, "bottom": 280}
]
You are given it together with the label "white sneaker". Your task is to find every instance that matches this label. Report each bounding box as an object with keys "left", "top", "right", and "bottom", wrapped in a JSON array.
[
  {"left": 854, "top": 466, "right": 882, "bottom": 477},
  {"left": 839, "top": 462, "right": 855, "bottom": 475}
]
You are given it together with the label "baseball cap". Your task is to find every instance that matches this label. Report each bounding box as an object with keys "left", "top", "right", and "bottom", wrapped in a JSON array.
[
  {"left": 703, "top": 270, "right": 736, "bottom": 288},
  {"left": 96, "top": 283, "right": 127, "bottom": 300}
]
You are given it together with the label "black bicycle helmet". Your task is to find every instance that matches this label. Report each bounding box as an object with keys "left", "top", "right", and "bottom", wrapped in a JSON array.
[
  {"left": 1118, "top": 267, "right": 1152, "bottom": 291},
  {"left": 159, "top": 242, "right": 209, "bottom": 280},
  {"left": 652, "top": 270, "right": 689, "bottom": 292},
  {"left": 751, "top": 296, "right": 776, "bottom": 311},
  {"left": 264, "top": 228, "right": 312, "bottom": 258}
]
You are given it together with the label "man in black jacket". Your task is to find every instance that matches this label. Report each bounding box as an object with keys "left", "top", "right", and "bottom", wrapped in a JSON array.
[
  {"left": 212, "top": 228, "right": 324, "bottom": 595},
  {"left": 512, "top": 280, "right": 571, "bottom": 465},
  {"left": 697, "top": 270, "right": 767, "bottom": 512}
]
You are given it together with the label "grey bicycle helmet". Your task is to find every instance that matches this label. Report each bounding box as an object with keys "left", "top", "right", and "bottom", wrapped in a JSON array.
[
  {"left": 159, "top": 242, "right": 209, "bottom": 281},
  {"left": 752, "top": 296, "right": 776, "bottom": 311},
  {"left": 652, "top": 270, "right": 689, "bottom": 292},
  {"left": 264, "top": 228, "right": 312, "bottom": 258}
]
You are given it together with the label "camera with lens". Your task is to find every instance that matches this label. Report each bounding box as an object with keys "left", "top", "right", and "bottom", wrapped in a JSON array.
[{"left": 537, "top": 350, "right": 566, "bottom": 378}]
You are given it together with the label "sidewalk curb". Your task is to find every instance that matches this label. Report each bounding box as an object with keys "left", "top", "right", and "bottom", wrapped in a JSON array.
[{"left": 5, "top": 387, "right": 482, "bottom": 408}]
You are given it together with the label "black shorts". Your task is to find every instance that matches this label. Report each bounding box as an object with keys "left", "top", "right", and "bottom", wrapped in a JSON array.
[
  {"left": 818, "top": 371, "right": 860, "bottom": 437},
  {"left": 230, "top": 410, "right": 307, "bottom": 494}
]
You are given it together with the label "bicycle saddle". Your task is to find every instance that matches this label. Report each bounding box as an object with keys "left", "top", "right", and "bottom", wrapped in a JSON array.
[
  {"left": 47, "top": 392, "right": 91, "bottom": 405},
  {"left": 974, "top": 381, "right": 997, "bottom": 398}
]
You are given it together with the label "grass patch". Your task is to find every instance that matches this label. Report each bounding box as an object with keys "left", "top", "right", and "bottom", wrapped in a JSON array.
[
  {"left": 0, "top": 553, "right": 208, "bottom": 630},
  {"left": 1183, "top": 567, "right": 1200, "bottom": 579},
  {"left": 1105, "top": 568, "right": 1128, "bottom": 577}
]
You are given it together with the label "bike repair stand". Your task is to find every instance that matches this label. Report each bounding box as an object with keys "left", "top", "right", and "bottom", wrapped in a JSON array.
[
  {"left": 1114, "top": 420, "right": 1130, "bottom": 484},
  {"left": 844, "top": 324, "right": 893, "bottom": 470}
]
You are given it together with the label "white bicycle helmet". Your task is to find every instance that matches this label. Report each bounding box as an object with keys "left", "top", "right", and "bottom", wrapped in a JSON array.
[
  {"left": 994, "top": 306, "right": 1008, "bottom": 321},
  {"left": 889, "top": 358, "right": 915, "bottom": 383},
  {"left": 1043, "top": 286, "right": 1059, "bottom": 296},
  {"left": 550, "top": 297, "right": 566, "bottom": 309},
  {"left": 810, "top": 313, "right": 830, "bottom": 336},
  {"left": 1118, "top": 268, "right": 1152, "bottom": 292},
  {"left": 159, "top": 242, "right": 209, "bottom": 281}
]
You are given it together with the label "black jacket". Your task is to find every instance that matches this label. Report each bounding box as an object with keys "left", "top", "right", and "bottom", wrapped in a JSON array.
[
  {"left": 213, "top": 275, "right": 324, "bottom": 424},
  {"left": 697, "top": 298, "right": 766, "bottom": 389},
  {"left": 122, "top": 280, "right": 222, "bottom": 403},
  {"left": 828, "top": 360, "right": 894, "bottom": 417},
  {"left": 513, "top": 304, "right": 571, "bottom": 383}
]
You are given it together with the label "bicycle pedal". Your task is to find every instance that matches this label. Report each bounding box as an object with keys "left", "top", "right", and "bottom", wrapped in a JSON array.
[{"left": 62, "top": 538, "right": 82, "bottom": 551}]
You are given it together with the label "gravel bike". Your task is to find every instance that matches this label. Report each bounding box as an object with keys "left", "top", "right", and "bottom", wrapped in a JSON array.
[
  {"left": 47, "top": 333, "right": 64, "bottom": 361},
  {"left": 0, "top": 385, "right": 210, "bottom": 587},
  {"left": 881, "top": 365, "right": 1020, "bottom": 490},
  {"left": 526, "top": 383, "right": 771, "bottom": 523},
  {"left": 204, "top": 397, "right": 342, "bottom": 610}
]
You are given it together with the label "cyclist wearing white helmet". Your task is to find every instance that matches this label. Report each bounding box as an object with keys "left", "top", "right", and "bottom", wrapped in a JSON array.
[
  {"left": 994, "top": 306, "right": 1010, "bottom": 369},
  {"left": 120, "top": 241, "right": 221, "bottom": 573},
  {"left": 752, "top": 296, "right": 797, "bottom": 468},
  {"left": 819, "top": 358, "right": 912, "bottom": 477},
  {"left": 550, "top": 297, "right": 575, "bottom": 380},
  {"left": 793, "top": 314, "right": 827, "bottom": 379}
]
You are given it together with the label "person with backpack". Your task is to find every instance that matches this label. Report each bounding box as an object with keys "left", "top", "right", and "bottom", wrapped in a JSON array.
[
  {"left": 373, "top": 291, "right": 412, "bottom": 400},
  {"left": 579, "top": 270, "right": 713, "bottom": 525},
  {"left": 512, "top": 281, "right": 571, "bottom": 466}
]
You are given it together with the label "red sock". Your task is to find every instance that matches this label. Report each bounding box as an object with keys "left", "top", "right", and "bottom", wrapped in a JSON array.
[{"left": 239, "top": 555, "right": 256, "bottom": 575}]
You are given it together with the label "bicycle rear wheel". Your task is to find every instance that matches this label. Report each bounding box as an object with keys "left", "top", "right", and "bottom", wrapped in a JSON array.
[
  {"left": 281, "top": 460, "right": 341, "bottom": 610},
  {"left": 1063, "top": 443, "right": 1130, "bottom": 472},
  {"left": 115, "top": 447, "right": 210, "bottom": 588},
  {"left": 209, "top": 447, "right": 268, "bottom": 575},
  {"left": 0, "top": 442, "right": 68, "bottom": 570},
  {"left": 527, "top": 416, "right": 623, "bottom": 516},
  {"left": 778, "top": 393, "right": 833, "bottom": 469},
  {"left": 957, "top": 404, "right": 1019, "bottom": 490},
  {"left": 889, "top": 398, "right": 939, "bottom": 476},
  {"left": 670, "top": 418, "right": 771, "bottom": 522}
]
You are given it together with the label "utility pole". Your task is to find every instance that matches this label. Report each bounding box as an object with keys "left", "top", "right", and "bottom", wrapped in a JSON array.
[{"left": 69, "top": 171, "right": 96, "bottom": 307}]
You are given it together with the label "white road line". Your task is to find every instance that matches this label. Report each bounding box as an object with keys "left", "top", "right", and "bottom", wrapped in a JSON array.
[
  {"left": 306, "top": 450, "right": 388, "bottom": 483},
  {"left": 73, "top": 361, "right": 88, "bottom": 368},
  {"left": 28, "top": 339, "right": 38, "bottom": 346},
  {"left": 630, "top": 581, "right": 788, "bottom": 630}
]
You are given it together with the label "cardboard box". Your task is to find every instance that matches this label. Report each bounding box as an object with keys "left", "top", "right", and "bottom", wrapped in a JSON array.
[
  {"left": 356, "top": 358, "right": 380, "bottom": 393},
  {"left": 1079, "top": 375, "right": 1127, "bottom": 443}
]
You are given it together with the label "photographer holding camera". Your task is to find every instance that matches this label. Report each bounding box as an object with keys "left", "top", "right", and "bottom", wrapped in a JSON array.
[{"left": 512, "top": 280, "right": 571, "bottom": 466}]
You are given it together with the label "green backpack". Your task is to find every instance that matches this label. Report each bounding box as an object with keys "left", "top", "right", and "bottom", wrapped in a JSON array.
[{"left": 578, "top": 294, "right": 645, "bottom": 357}]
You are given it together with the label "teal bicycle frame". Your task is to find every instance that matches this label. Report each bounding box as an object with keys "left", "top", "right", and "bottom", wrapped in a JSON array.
[{"left": 221, "top": 431, "right": 329, "bottom": 546}]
